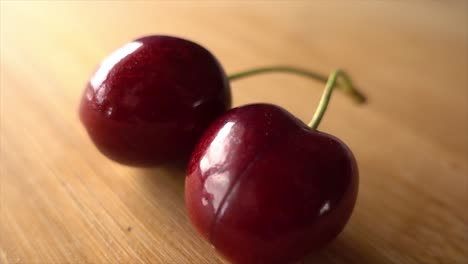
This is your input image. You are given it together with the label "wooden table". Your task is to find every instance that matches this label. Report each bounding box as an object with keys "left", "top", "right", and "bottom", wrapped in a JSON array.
[{"left": 1, "top": 1, "right": 467, "bottom": 263}]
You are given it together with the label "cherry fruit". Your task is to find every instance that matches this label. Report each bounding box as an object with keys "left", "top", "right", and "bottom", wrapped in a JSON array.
[
  {"left": 185, "top": 70, "right": 365, "bottom": 264},
  {"left": 80, "top": 35, "right": 231, "bottom": 166}
]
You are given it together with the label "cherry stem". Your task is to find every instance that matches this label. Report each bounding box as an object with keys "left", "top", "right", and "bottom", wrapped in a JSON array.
[
  {"left": 308, "top": 69, "right": 365, "bottom": 129},
  {"left": 228, "top": 66, "right": 330, "bottom": 83},
  {"left": 228, "top": 66, "right": 366, "bottom": 130}
]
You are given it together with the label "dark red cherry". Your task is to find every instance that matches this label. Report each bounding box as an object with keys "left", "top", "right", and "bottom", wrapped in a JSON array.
[
  {"left": 185, "top": 103, "right": 359, "bottom": 264},
  {"left": 79, "top": 35, "right": 231, "bottom": 166}
]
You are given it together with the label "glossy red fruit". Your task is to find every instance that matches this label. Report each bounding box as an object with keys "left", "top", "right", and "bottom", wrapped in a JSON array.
[
  {"left": 80, "top": 35, "right": 231, "bottom": 166},
  {"left": 185, "top": 103, "right": 358, "bottom": 264}
]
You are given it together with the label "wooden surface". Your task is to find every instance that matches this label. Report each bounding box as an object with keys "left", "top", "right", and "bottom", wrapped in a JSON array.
[{"left": 1, "top": 1, "right": 467, "bottom": 264}]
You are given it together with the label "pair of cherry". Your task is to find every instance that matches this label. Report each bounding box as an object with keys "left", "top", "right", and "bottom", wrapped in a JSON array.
[{"left": 79, "top": 35, "right": 365, "bottom": 264}]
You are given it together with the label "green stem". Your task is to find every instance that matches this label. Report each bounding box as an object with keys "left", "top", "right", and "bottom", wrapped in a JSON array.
[
  {"left": 308, "top": 69, "right": 365, "bottom": 129},
  {"left": 228, "top": 66, "right": 329, "bottom": 83},
  {"left": 228, "top": 66, "right": 366, "bottom": 130}
]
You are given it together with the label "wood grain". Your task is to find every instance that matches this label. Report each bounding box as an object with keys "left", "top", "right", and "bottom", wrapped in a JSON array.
[{"left": 1, "top": 1, "right": 467, "bottom": 263}]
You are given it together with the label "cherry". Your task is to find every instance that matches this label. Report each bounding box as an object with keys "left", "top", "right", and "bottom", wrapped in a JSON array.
[
  {"left": 185, "top": 70, "right": 365, "bottom": 264},
  {"left": 79, "top": 35, "right": 231, "bottom": 166}
]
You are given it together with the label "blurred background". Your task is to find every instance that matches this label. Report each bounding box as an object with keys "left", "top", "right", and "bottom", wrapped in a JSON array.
[{"left": 1, "top": 1, "right": 467, "bottom": 264}]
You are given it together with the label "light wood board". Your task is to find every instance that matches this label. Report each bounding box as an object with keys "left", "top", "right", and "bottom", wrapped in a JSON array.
[{"left": 1, "top": 1, "right": 467, "bottom": 263}]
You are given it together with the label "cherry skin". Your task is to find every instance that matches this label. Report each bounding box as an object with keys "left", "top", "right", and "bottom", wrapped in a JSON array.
[
  {"left": 79, "top": 35, "right": 231, "bottom": 166},
  {"left": 185, "top": 103, "right": 358, "bottom": 264}
]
